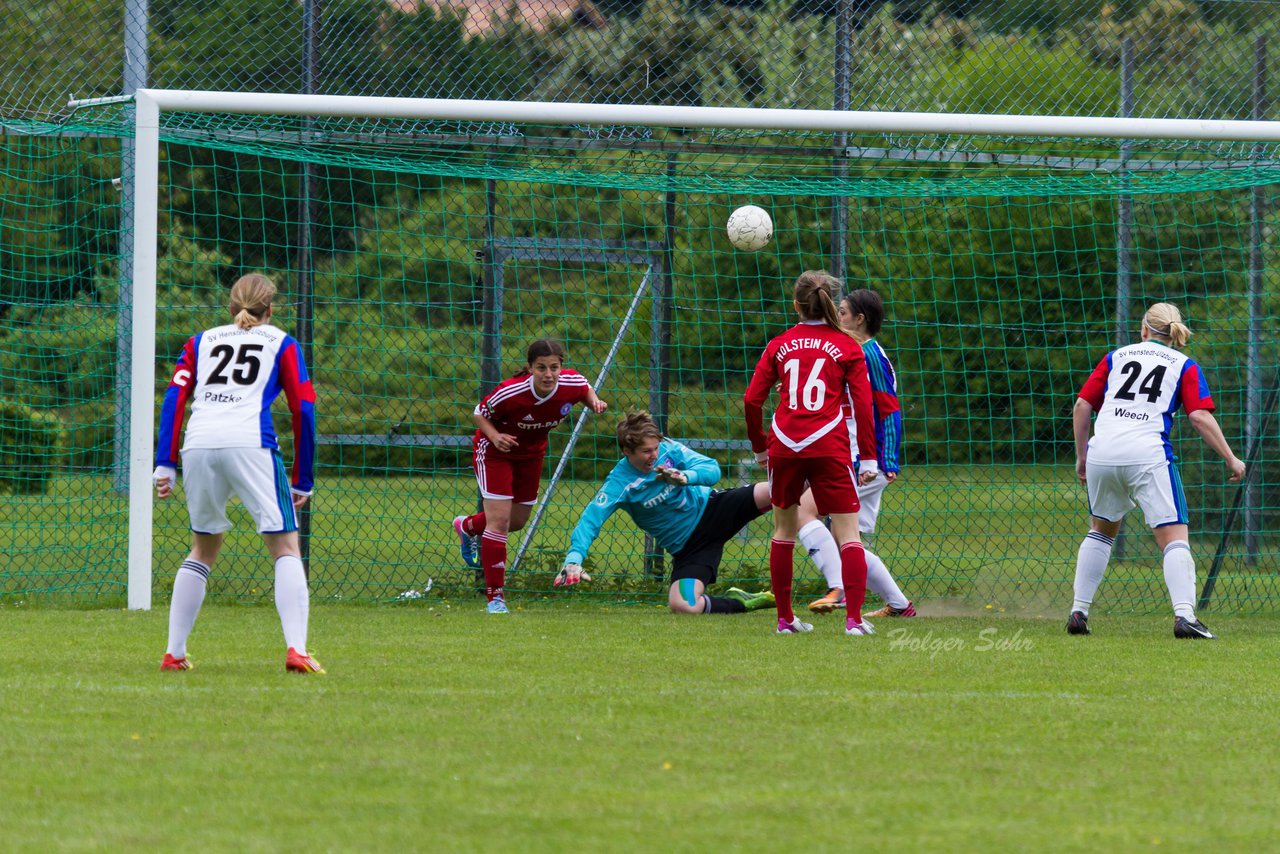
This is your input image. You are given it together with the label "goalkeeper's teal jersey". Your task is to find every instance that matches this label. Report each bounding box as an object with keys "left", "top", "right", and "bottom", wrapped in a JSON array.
[{"left": 564, "top": 440, "right": 721, "bottom": 566}]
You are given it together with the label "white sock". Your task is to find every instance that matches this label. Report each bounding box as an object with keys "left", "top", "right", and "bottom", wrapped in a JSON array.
[
  {"left": 799, "top": 520, "right": 843, "bottom": 590},
  {"left": 274, "top": 555, "right": 311, "bottom": 654},
  {"left": 1072, "top": 531, "right": 1114, "bottom": 615},
  {"left": 1163, "top": 540, "right": 1196, "bottom": 620},
  {"left": 167, "top": 559, "right": 209, "bottom": 659},
  {"left": 865, "top": 550, "right": 909, "bottom": 609}
]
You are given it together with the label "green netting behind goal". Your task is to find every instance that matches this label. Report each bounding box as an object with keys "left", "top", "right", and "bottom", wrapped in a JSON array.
[{"left": 3, "top": 110, "right": 1279, "bottom": 613}]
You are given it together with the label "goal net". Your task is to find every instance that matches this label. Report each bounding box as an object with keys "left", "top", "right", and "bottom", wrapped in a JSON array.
[{"left": 4, "top": 91, "right": 1280, "bottom": 614}]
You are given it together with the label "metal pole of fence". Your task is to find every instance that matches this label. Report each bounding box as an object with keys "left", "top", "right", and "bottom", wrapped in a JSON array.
[
  {"left": 1245, "top": 34, "right": 1268, "bottom": 564},
  {"left": 1112, "top": 37, "right": 1135, "bottom": 561},
  {"left": 831, "top": 0, "right": 852, "bottom": 282},
  {"left": 295, "top": 0, "right": 321, "bottom": 574},
  {"left": 481, "top": 179, "right": 502, "bottom": 395},
  {"left": 113, "top": 0, "right": 150, "bottom": 494},
  {"left": 510, "top": 265, "right": 657, "bottom": 576},
  {"left": 476, "top": 176, "right": 502, "bottom": 587},
  {"left": 644, "top": 158, "right": 679, "bottom": 579}
]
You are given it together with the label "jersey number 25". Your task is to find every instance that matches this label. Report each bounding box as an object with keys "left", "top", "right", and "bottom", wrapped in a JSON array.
[{"left": 207, "top": 343, "right": 265, "bottom": 386}]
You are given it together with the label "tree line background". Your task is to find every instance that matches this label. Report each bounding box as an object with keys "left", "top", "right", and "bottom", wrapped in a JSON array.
[{"left": 1, "top": 0, "right": 1277, "bottom": 519}]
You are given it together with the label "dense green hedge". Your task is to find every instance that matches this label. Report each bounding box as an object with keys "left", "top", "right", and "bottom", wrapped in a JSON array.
[{"left": 0, "top": 398, "right": 63, "bottom": 494}]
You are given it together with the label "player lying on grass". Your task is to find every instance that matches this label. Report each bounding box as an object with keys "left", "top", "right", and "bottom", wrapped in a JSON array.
[
  {"left": 153, "top": 274, "right": 322, "bottom": 674},
  {"left": 555, "top": 410, "right": 839, "bottom": 616},
  {"left": 802, "top": 287, "right": 915, "bottom": 618},
  {"left": 1068, "top": 302, "right": 1246, "bottom": 640},
  {"left": 744, "top": 271, "right": 879, "bottom": 636},
  {"left": 451, "top": 338, "right": 607, "bottom": 614}
]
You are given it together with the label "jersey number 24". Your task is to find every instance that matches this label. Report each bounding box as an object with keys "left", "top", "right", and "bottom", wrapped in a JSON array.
[{"left": 1113, "top": 362, "right": 1167, "bottom": 404}]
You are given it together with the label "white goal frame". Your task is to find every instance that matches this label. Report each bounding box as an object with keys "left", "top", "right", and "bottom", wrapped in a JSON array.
[{"left": 75, "top": 87, "right": 1280, "bottom": 610}]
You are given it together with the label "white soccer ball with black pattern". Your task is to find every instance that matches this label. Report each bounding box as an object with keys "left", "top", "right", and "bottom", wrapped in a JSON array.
[{"left": 726, "top": 205, "right": 773, "bottom": 252}]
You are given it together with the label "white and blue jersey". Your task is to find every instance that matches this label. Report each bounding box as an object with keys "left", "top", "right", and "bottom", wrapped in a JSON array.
[
  {"left": 157, "top": 323, "right": 317, "bottom": 493},
  {"left": 565, "top": 440, "right": 721, "bottom": 566},
  {"left": 1078, "top": 340, "right": 1214, "bottom": 466}
]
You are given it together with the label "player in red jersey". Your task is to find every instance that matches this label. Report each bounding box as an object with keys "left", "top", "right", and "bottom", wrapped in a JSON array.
[
  {"left": 744, "top": 271, "right": 879, "bottom": 636},
  {"left": 803, "top": 288, "right": 915, "bottom": 618},
  {"left": 451, "top": 339, "right": 607, "bottom": 613}
]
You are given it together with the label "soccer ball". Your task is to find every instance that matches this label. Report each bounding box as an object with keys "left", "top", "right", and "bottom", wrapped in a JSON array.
[{"left": 726, "top": 205, "right": 773, "bottom": 252}]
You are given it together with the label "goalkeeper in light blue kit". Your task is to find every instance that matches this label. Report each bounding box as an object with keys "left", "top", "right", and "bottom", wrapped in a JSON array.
[{"left": 557, "top": 410, "right": 837, "bottom": 615}]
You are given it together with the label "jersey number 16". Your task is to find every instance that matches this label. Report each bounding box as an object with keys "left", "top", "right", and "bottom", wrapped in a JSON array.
[{"left": 782, "top": 357, "right": 827, "bottom": 411}]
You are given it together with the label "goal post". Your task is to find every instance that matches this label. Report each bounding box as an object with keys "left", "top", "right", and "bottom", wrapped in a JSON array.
[{"left": 82, "top": 88, "right": 1280, "bottom": 612}]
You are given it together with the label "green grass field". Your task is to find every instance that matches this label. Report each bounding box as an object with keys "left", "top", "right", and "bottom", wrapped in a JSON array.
[{"left": 3, "top": 603, "right": 1278, "bottom": 851}]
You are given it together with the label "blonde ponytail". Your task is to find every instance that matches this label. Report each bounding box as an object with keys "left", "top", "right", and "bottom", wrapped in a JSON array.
[
  {"left": 229, "top": 274, "right": 276, "bottom": 330},
  {"left": 1144, "top": 302, "right": 1192, "bottom": 349}
]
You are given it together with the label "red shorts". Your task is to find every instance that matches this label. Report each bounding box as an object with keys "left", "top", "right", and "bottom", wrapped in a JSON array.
[
  {"left": 769, "top": 454, "right": 860, "bottom": 516},
  {"left": 474, "top": 439, "right": 543, "bottom": 505}
]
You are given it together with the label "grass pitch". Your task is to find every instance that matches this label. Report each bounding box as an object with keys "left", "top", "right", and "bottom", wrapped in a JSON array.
[{"left": 2, "top": 604, "right": 1278, "bottom": 852}]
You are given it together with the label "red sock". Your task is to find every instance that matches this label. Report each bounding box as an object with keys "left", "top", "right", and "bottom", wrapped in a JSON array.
[
  {"left": 770, "top": 538, "right": 795, "bottom": 622},
  {"left": 480, "top": 531, "right": 507, "bottom": 601},
  {"left": 463, "top": 512, "right": 487, "bottom": 536},
  {"left": 841, "top": 541, "right": 868, "bottom": 621}
]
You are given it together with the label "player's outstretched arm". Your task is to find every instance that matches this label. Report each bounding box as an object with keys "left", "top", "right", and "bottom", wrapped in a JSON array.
[
  {"left": 1188, "top": 409, "right": 1246, "bottom": 482},
  {"left": 584, "top": 387, "right": 608, "bottom": 414},
  {"left": 561, "top": 485, "right": 622, "bottom": 584}
]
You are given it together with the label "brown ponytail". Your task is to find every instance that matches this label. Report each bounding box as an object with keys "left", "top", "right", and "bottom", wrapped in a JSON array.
[{"left": 794, "top": 270, "right": 842, "bottom": 333}]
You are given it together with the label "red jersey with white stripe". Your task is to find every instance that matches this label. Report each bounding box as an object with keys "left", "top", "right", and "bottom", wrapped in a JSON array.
[
  {"left": 743, "top": 320, "right": 877, "bottom": 463},
  {"left": 472, "top": 369, "right": 591, "bottom": 459},
  {"left": 157, "top": 323, "right": 317, "bottom": 492},
  {"left": 1078, "top": 340, "right": 1214, "bottom": 465}
]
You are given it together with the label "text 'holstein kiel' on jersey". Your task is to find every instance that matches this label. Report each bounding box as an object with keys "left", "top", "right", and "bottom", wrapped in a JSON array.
[{"left": 157, "top": 323, "right": 317, "bottom": 492}]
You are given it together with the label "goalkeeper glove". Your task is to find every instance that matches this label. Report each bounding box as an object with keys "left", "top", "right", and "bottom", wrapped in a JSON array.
[{"left": 554, "top": 564, "right": 592, "bottom": 587}]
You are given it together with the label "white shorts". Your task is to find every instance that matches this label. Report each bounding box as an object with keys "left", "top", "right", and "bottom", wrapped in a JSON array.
[
  {"left": 181, "top": 447, "right": 297, "bottom": 535},
  {"left": 1086, "top": 459, "right": 1188, "bottom": 528},
  {"left": 856, "top": 472, "right": 890, "bottom": 533}
]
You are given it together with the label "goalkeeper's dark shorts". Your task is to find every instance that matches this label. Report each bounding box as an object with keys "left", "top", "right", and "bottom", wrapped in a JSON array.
[{"left": 670, "top": 485, "right": 767, "bottom": 585}]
